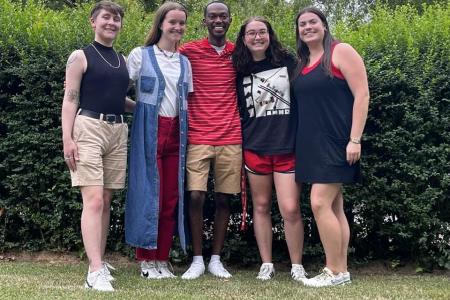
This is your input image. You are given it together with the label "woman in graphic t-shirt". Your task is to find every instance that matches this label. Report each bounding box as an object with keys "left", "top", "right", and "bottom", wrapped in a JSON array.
[{"left": 233, "top": 16, "right": 306, "bottom": 282}]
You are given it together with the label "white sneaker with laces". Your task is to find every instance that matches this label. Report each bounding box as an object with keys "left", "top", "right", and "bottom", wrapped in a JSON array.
[
  {"left": 141, "top": 261, "right": 162, "bottom": 279},
  {"left": 181, "top": 262, "right": 205, "bottom": 280},
  {"left": 303, "top": 267, "right": 345, "bottom": 287},
  {"left": 208, "top": 260, "right": 232, "bottom": 278},
  {"left": 342, "top": 271, "right": 351, "bottom": 284},
  {"left": 256, "top": 263, "right": 275, "bottom": 281},
  {"left": 157, "top": 261, "right": 176, "bottom": 278},
  {"left": 291, "top": 264, "right": 307, "bottom": 282},
  {"left": 85, "top": 267, "right": 114, "bottom": 292},
  {"left": 102, "top": 261, "right": 116, "bottom": 281}
]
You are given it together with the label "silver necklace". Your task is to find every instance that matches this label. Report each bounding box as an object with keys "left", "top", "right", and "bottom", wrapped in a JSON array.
[
  {"left": 156, "top": 44, "right": 176, "bottom": 59},
  {"left": 90, "top": 43, "right": 120, "bottom": 69}
]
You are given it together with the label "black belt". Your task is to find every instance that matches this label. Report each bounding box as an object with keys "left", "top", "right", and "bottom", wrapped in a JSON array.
[{"left": 78, "top": 109, "right": 124, "bottom": 124}]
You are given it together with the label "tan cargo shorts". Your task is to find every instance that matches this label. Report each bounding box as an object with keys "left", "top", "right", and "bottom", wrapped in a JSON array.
[
  {"left": 70, "top": 115, "right": 128, "bottom": 189},
  {"left": 186, "top": 144, "right": 242, "bottom": 194}
]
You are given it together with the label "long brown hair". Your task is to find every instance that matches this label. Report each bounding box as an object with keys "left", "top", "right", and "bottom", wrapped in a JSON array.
[
  {"left": 144, "top": 2, "right": 188, "bottom": 47},
  {"left": 232, "top": 16, "right": 291, "bottom": 75},
  {"left": 295, "top": 7, "right": 336, "bottom": 77}
]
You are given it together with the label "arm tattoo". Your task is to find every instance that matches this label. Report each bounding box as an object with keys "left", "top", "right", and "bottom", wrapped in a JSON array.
[
  {"left": 66, "top": 89, "right": 80, "bottom": 105},
  {"left": 66, "top": 52, "right": 78, "bottom": 71}
]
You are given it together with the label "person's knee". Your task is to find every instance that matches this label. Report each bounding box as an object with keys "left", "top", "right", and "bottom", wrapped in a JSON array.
[
  {"left": 280, "top": 202, "right": 301, "bottom": 223},
  {"left": 83, "top": 194, "right": 104, "bottom": 213},
  {"left": 310, "top": 196, "right": 329, "bottom": 216},
  {"left": 190, "top": 191, "right": 205, "bottom": 209},
  {"left": 252, "top": 199, "right": 271, "bottom": 216}
]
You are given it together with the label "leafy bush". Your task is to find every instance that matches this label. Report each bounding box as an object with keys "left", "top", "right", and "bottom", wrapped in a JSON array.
[
  {"left": 0, "top": 0, "right": 448, "bottom": 270},
  {"left": 335, "top": 3, "right": 450, "bottom": 269}
]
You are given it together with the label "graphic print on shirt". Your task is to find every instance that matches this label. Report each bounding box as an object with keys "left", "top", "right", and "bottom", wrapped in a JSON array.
[{"left": 243, "top": 66, "right": 290, "bottom": 118}]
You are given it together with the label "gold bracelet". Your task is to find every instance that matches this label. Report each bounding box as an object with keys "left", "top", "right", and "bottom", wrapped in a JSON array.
[{"left": 349, "top": 137, "right": 361, "bottom": 144}]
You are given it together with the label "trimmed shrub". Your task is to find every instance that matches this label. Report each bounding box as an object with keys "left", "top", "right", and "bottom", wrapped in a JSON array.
[
  {"left": 0, "top": 0, "right": 448, "bottom": 269},
  {"left": 335, "top": 3, "right": 450, "bottom": 269}
]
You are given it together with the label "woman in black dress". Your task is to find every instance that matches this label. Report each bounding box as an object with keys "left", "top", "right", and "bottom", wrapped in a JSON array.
[{"left": 293, "top": 7, "right": 369, "bottom": 287}]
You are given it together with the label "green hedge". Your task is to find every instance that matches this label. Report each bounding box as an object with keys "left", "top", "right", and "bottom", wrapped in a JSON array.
[
  {"left": 335, "top": 3, "right": 450, "bottom": 270},
  {"left": 0, "top": 0, "right": 449, "bottom": 270}
]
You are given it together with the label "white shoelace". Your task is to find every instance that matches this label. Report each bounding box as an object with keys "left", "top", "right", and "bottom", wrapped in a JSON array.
[{"left": 257, "top": 264, "right": 274, "bottom": 280}]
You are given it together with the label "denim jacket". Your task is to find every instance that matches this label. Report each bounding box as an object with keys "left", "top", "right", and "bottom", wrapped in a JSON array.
[{"left": 125, "top": 46, "right": 189, "bottom": 251}]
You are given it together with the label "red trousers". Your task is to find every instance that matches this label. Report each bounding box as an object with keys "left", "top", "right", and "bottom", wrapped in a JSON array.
[{"left": 136, "top": 116, "right": 180, "bottom": 261}]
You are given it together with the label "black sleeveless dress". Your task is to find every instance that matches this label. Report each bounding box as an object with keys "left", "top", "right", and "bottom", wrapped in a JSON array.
[{"left": 293, "top": 53, "right": 361, "bottom": 184}]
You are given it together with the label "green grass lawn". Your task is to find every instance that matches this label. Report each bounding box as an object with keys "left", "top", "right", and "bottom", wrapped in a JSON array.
[{"left": 1, "top": 261, "right": 449, "bottom": 300}]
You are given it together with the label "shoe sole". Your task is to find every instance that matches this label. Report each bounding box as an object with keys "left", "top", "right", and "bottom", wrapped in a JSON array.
[
  {"left": 84, "top": 282, "right": 114, "bottom": 292},
  {"left": 256, "top": 276, "right": 273, "bottom": 281},
  {"left": 303, "top": 280, "right": 350, "bottom": 288},
  {"left": 292, "top": 277, "right": 307, "bottom": 283},
  {"left": 209, "top": 272, "right": 232, "bottom": 279},
  {"left": 181, "top": 275, "right": 204, "bottom": 280},
  {"left": 159, "top": 275, "right": 177, "bottom": 279}
]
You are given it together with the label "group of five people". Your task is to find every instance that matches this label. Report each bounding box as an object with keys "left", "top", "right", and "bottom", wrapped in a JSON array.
[{"left": 61, "top": 0, "right": 369, "bottom": 292}]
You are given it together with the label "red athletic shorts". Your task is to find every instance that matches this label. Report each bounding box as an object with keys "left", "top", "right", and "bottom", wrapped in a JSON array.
[{"left": 243, "top": 150, "right": 295, "bottom": 175}]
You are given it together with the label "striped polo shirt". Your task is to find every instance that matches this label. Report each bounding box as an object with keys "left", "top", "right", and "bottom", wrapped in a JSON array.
[{"left": 180, "top": 38, "right": 242, "bottom": 145}]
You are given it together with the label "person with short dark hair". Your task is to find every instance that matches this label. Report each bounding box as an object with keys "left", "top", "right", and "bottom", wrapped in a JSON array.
[
  {"left": 179, "top": 1, "right": 242, "bottom": 280},
  {"left": 124, "top": 1, "right": 193, "bottom": 280},
  {"left": 233, "top": 16, "right": 306, "bottom": 282},
  {"left": 61, "top": 0, "right": 134, "bottom": 292},
  {"left": 293, "top": 7, "right": 370, "bottom": 287}
]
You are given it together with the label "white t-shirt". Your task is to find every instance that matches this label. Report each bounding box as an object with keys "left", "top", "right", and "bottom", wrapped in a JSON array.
[
  {"left": 127, "top": 45, "right": 193, "bottom": 117},
  {"left": 211, "top": 44, "right": 226, "bottom": 54}
]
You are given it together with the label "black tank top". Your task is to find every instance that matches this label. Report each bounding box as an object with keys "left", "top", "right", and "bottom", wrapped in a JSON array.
[{"left": 79, "top": 41, "right": 128, "bottom": 114}]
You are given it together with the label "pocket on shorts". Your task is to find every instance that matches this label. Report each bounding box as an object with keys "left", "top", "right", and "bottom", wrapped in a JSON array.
[
  {"left": 324, "top": 135, "right": 348, "bottom": 167},
  {"left": 73, "top": 116, "right": 99, "bottom": 143},
  {"left": 140, "top": 76, "right": 156, "bottom": 94}
]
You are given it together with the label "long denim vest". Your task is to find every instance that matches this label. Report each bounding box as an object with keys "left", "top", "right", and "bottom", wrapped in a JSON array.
[{"left": 125, "top": 46, "right": 189, "bottom": 251}]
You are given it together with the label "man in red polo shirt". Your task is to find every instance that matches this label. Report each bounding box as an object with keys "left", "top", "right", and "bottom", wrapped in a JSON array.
[{"left": 180, "top": 1, "right": 242, "bottom": 280}]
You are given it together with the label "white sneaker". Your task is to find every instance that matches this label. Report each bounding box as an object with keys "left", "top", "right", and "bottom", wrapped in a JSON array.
[
  {"left": 208, "top": 260, "right": 232, "bottom": 278},
  {"left": 85, "top": 267, "right": 114, "bottom": 292},
  {"left": 256, "top": 263, "right": 275, "bottom": 281},
  {"left": 141, "top": 261, "right": 162, "bottom": 279},
  {"left": 157, "top": 261, "right": 176, "bottom": 278},
  {"left": 291, "top": 264, "right": 307, "bottom": 282},
  {"left": 342, "top": 271, "right": 351, "bottom": 284},
  {"left": 303, "top": 267, "right": 346, "bottom": 287},
  {"left": 181, "top": 262, "right": 205, "bottom": 280},
  {"left": 102, "top": 261, "right": 116, "bottom": 281}
]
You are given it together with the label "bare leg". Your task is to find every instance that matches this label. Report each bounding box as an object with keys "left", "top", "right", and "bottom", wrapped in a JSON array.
[
  {"left": 310, "top": 183, "right": 346, "bottom": 273},
  {"left": 274, "top": 173, "right": 303, "bottom": 264},
  {"left": 100, "top": 188, "right": 113, "bottom": 261},
  {"left": 189, "top": 191, "right": 206, "bottom": 256},
  {"left": 211, "top": 192, "right": 231, "bottom": 255},
  {"left": 248, "top": 173, "right": 273, "bottom": 263},
  {"left": 80, "top": 185, "right": 104, "bottom": 272},
  {"left": 332, "top": 189, "right": 349, "bottom": 270}
]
